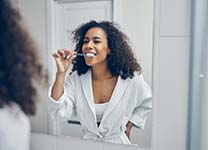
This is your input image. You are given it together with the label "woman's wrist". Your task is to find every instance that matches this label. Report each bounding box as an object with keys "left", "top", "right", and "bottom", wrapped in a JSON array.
[
  {"left": 56, "top": 71, "right": 66, "bottom": 76},
  {"left": 55, "top": 71, "right": 66, "bottom": 82}
]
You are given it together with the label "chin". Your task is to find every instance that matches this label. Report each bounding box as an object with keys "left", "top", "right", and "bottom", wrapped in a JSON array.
[
  {"left": 85, "top": 61, "right": 95, "bottom": 66},
  {"left": 86, "top": 63, "right": 93, "bottom": 67}
]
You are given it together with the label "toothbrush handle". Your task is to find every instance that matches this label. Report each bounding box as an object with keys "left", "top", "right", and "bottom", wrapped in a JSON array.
[{"left": 76, "top": 53, "right": 85, "bottom": 56}]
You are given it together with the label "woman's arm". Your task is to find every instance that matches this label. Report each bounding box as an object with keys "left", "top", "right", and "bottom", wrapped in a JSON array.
[
  {"left": 51, "top": 72, "right": 66, "bottom": 100},
  {"left": 50, "top": 49, "right": 76, "bottom": 100}
]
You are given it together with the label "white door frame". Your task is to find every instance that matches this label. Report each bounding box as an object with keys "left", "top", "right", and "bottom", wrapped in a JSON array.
[
  {"left": 50, "top": 0, "right": 122, "bottom": 23},
  {"left": 151, "top": 0, "right": 160, "bottom": 149}
]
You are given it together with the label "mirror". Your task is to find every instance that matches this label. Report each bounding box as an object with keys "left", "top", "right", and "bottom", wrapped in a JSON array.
[{"left": 17, "top": 0, "right": 153, "bottom": 148}]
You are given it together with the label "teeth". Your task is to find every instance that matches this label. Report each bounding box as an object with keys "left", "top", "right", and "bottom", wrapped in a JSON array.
[{"left": 85, "top": 53, "right": 96, "bottom": 58}]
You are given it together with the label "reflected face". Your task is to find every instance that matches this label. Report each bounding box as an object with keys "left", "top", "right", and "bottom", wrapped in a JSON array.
[{"left": 82, "top": 27, "right": 109, "bottom": 66}]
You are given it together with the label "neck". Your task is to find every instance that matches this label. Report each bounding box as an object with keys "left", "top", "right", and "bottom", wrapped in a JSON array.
[{"left": 91, "top": 63, "right": 112, "bottom": 80}]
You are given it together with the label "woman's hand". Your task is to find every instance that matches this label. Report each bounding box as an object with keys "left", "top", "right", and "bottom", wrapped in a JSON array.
[
  {"left": 125, "top": 121, "right": 134, "bottom": 140},
  {"left": 52, "top": 49, "right": 77, "bottom": 73}
]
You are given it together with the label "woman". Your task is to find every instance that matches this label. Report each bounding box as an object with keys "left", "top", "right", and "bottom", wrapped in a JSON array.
[
  {"left": 0, "top": 0, "right": 46, "bottom": 149},
  {"left": 50, "top": 20, "right": 152, "bottom": 145}
]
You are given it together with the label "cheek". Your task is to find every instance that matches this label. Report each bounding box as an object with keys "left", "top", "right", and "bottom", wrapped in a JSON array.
[
  {"left": 102, "top": 48, "right": 109, "bottom": 57},
  {"left": 102, "top": 52, "right": 108, "bottom": 59},
  {"left": 81, "top": 46, "right": 85, "bottom": 53},
  {"left": 98, "top": 45, "right": 108, "bottom": 54},
  {"left": 96, "top": 50, "right": 108, "bottom": 60}
]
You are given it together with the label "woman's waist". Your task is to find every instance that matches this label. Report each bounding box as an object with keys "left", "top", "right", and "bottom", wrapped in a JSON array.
[{"left": 83, "top": 131, "right": 124, "bottom": 140}]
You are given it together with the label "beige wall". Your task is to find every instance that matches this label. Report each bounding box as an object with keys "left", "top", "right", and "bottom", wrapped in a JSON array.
[
  {"left": 121, "top": 0, "right": 153, "bottom": 146},
  {"left": 122, "top": 0, "right": 153, "bottom": 85},
  {"left": 152, "top": 0, "right": 191, "bottom": 149}
]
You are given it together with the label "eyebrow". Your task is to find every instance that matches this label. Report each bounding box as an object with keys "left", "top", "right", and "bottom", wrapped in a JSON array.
[{"left": 84, "top": 36, "right": 102, "bottom": 40}]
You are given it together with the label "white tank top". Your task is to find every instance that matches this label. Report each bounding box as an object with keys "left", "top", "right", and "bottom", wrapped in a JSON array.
[{"left": 94, "top": 102, "right": 108, "bottom": 123}]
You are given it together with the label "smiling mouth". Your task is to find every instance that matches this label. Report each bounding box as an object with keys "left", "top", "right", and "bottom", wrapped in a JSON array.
[
  {"left": 74, "top": 52, "right": 96, "bottom": 58},
  {"left": 84, "top": 52, "right": 96, "bottom": 58}
]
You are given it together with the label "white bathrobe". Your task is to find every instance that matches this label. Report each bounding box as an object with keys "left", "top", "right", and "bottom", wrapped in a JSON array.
[
  {"left": 49, "top": 70, "right": 152, "bottom": 145},
  {"left": 0, "top": 102, "right": 30, "bottom": 150}
]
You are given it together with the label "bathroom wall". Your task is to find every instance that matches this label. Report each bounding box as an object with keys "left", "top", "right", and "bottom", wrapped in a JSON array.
[
  {"left": 122, "top": 0, "right": 153, "bottom": 85},
  {"left": 151, "top": 0, "right": 191, "bottom": 149},
  {"left": 119, "top": 0, "right": 154, "bottom": 145}
]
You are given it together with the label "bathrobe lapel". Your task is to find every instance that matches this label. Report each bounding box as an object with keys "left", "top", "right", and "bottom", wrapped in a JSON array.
[
  {"left": 101, "top": 76, "right": 130, "bottom": 124},
  {"left": 80, "top": 70, "right": 96, "bottom": 118}
]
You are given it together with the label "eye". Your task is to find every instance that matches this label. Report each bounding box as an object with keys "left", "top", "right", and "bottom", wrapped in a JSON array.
[
  {"left": 83, "top": 39, "right": 89, "bottom": 44},
  {"left": 94, "top": 40, "right": 101, "bottom": 44}
]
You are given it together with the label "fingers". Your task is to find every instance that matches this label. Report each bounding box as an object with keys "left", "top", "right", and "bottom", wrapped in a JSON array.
[
  {"left": 52, "top": 51, "right": 60, "bottom": 58},
  {"left": 63, "top": 49, "right": 77, "bottom": 60},
  {"left": 52, "top": 48, "right": 77, "bottom": 60}
]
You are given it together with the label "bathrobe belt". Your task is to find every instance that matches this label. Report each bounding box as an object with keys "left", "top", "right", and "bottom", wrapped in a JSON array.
[{"left": 83, "top": 131, "right": 124, "bottom": 141}]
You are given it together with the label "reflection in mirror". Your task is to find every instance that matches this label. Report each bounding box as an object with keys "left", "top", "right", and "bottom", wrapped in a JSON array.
[
  {"left": 49, "top": 19, "right": 152, "bottom": 145},
  {"left": 17, "top": 0, "right": 154, "bottom": 149}
]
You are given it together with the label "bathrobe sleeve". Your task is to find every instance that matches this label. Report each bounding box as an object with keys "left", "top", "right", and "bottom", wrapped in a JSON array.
[
  {"left": 48, "top": 74, "right": 75, "bottom": 119},
  {"left": 129, "top": 75, "right": 152, "bottom": 129}
]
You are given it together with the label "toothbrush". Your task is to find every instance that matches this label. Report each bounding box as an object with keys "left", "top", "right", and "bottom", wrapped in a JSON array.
[{"left": 65, "top": 53, "right": 95, "bottom": 59}]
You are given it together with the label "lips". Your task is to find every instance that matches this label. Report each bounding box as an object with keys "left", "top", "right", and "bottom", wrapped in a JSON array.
[{"left": 84, "top": 52, "right": 96, "bottom": 58}]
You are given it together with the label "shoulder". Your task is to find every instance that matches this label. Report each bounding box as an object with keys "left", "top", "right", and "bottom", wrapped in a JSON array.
[
  {"left": 65, "top": 70, "right": 89, "bottom": 88},
  {"left": 0, "top": 103, "right": 30, "bottom": 149},
  {"left": 128, "top": 72, "right": 151, "bottom": 90},
  {"left": 0, "top": 102, "right": 28, "bottom": 118},
  {"left": 130, "top": 72, "right": 146, "bottom": 84},
  {"left": 68, "top": 71, "right": 79, "bottom": 78},
  {"left": 0, "top": 102, "right": 30, "bottom": 127},
  {"left": 128, "top": 72, "right": 152, "bottom": 100},
  {"left": 67, "top": 69, "right": 90, "bottom": 78},
  {"left": 65, "top": 71, "right": 79, "bottom": 83},
  {"left": 66, "top": 69, "right": 91, "bottom": 81}
]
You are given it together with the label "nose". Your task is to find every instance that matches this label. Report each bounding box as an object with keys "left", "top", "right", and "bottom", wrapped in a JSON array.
[{"left": 86, "top": 40, "right": 93, "bottom": 49}]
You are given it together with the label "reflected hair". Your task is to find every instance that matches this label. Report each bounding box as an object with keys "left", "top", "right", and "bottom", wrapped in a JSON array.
[
  {"left": 71, "top": 20, "right": 142, "bottom": 79},
  {"left": 0, "top": 0, "right": 46, "bottom": 115}
]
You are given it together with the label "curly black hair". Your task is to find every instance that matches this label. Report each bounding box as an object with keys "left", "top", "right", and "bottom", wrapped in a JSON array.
[
  {"left": 71, "top": 20, "right": 141, "bottom": 79},
  {"left": 0, "top": 0, "right": 46, "bottom": 115}
]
